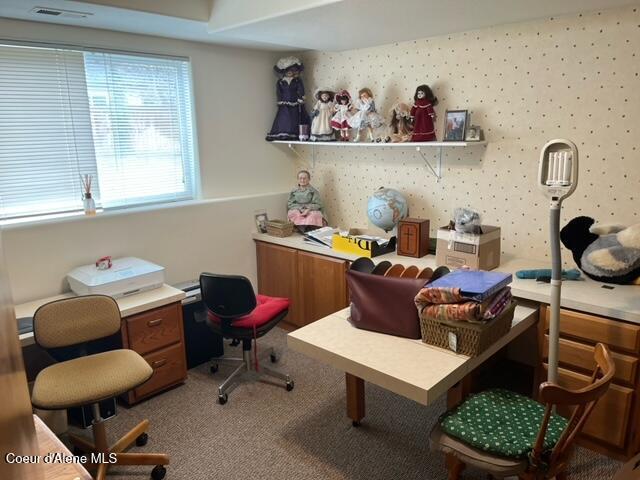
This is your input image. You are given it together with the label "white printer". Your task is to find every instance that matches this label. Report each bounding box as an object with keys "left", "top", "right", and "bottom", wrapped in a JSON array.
[{"left": 67, "top": 257, "right": 165, "bottom": 298}]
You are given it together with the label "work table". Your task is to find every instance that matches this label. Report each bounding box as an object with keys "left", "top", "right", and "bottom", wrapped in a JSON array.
[
  {"left": 253, "top": 232, "right": 640, "bottom": 324},
  {"left": 15, "top": 284, "right": 186, "bottom": 347}
]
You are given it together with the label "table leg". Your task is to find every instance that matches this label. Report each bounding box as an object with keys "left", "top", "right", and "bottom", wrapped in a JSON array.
[{"left": 345, "top": 373, "right": 365, "bottom": 426}]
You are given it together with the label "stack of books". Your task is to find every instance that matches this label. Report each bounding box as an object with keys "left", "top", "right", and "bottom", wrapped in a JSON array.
[{"left": 418, "top": 270, "right": 513, "bottom": 323}]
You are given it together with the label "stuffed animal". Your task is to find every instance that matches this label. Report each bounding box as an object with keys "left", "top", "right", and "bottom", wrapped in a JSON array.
[{"left": 560, "top": 216, "right": 640, "bottom": 285}]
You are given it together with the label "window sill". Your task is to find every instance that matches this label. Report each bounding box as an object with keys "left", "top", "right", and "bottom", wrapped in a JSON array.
[{"left": 0, "top": 192, "right": 288, "bottom": 231}]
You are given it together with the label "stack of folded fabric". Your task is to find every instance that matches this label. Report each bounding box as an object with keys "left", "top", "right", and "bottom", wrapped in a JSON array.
[{"left": 414, "top": 270, "right": 513, "bottom": 324}]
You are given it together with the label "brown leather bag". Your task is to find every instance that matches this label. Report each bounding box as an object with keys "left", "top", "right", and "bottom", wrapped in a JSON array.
[{"left": 346, "top": 270, "right": 426, "bottom": 339}]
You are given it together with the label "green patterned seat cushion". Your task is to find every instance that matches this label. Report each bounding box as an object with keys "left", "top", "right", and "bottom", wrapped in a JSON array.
[{"left": 440, "top": 389, "right": 568, "bottom": 459}]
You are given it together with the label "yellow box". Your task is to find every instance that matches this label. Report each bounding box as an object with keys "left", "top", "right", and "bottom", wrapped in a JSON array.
[{"left": 332, "top": 229, "right": 396, "bottom": 258}]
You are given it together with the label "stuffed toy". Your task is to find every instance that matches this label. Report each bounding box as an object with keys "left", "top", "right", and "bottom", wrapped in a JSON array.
[{"left": 560, "top": 216, "right": 640, "bottom": 285}]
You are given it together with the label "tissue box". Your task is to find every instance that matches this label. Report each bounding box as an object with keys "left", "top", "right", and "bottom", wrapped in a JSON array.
[{"left": 435, "top": 225, "right": 501, "bottom": 270}]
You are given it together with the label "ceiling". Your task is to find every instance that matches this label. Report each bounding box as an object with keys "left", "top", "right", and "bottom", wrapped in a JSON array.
[{"left": 0, "top": 0, "right": 637, "bottom": 52}]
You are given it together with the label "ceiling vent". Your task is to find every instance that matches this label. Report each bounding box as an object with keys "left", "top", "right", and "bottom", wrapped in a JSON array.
[{"left": 31, "top": 7, "right": 93, "bottom": 19}]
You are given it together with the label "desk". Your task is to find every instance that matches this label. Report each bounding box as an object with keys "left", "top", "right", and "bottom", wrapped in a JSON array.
[
  {"left": 288, "top": 303, "right": 538, "bottom": 424},
  {"left": 16, "top": 284, "right": 185, "bottom": 347},
  {"left": 16, "top": 285, "right": 188, "bottom": 404},
  {"left": 34, "top": 414, "right": 92, "bottom": 480}
]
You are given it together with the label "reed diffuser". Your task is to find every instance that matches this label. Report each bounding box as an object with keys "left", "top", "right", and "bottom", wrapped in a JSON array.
[{"left": 80, "top": 174, "right": 96, "bottom": 215}]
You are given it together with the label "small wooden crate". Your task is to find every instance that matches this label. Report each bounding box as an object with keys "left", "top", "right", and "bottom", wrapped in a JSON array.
[
  {"left": 265, "top": 220, "right": 294, "bottom": 237},
  {"left": 419, "top": 301, "right": 516, "bottom": 356}
]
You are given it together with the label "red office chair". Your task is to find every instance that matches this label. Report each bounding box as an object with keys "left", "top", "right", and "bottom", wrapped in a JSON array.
[{"left": 200, "top": 273, "right": 294, "bottom": 404}]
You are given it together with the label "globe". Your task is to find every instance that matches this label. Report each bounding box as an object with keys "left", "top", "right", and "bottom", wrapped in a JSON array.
[{"left": 367, "top": 187, "right": 408, "bottom": 232}]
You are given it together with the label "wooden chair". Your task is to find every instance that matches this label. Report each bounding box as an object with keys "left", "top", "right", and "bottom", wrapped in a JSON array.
[{"left": 431, "top": 343, "right": 615, "bottom": 480}]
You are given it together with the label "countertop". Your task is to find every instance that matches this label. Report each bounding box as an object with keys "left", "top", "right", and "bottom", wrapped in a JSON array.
[
  {"left": 16, "top": 284, "right": 186, "bottom": 347},
  {"left": 254, "top": 232, "right": 640, "bottom": 324}
]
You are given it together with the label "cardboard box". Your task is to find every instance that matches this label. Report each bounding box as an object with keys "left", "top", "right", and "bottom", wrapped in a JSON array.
[
  {"left": 332, "top": 229, "right": 397, "bottom": 258},
  {"left": 435, "top": 225, "right": 501, "bottom": 270}
]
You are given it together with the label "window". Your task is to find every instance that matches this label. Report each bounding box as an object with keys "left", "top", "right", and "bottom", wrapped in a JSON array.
[{"left": 0, "top": 43, "right": 198, "bottom": 221}]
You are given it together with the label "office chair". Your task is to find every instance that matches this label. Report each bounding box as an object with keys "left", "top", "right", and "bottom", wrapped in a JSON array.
[
  {"left": 199, "top": 273, "right": 294, "bottom": 405},
  {"left": 30, "top": 296, "right": 169, "bottom": 480},
  {"left": 431, "top": 343, "right": 615, "bottom": 480}
]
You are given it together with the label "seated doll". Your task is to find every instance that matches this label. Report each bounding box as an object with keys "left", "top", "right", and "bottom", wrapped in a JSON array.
[{"left": 287, "top": 170, "right": 325, "bottom": 231}]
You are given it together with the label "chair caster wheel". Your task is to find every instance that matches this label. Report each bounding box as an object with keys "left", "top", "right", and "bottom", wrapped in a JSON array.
[
  {"left": 151, "top": 465, "right": 166, "bottom": 480},
  {"left": 210, "top": 364, "right": 218, "bottom": 374},
  {"left": 352, "top": 420, "right": 361, "bottom": 427},
  {"left": 270, "top": 353, "right": 278, "bottom": 363},
  {"left": 218, "top": 393, "right": 228, "bottom": 405},
  {"left": 136, "top": 432, "right": 148, "bottom": 447},
  {"left": 286, "top": 380, "right": 294, "bottom": 392}
]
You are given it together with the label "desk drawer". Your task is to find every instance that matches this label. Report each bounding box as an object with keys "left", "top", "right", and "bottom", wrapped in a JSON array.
[
  {"left": 134, "top": 342, "right": 186, "bottom": 399},
  {"left": 544, "top": 364, "right": 633, "bottom": 449},
  {"left": 543, "top": 335, "right": 638, "bottom": 386},
  {"left": 126, "top": 303, "right": 181, "bottom": 355},
  {"left": 544, "top": 307, "right": 640, "bottom": 354}
]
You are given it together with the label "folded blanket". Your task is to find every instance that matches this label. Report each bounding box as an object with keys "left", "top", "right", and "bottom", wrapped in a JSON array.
[
  {"left": 483, "top": 288, "right": 512, "bottom": 320},
  {"left": 415, "top": 286, "right": 511, "bottom": 323}
]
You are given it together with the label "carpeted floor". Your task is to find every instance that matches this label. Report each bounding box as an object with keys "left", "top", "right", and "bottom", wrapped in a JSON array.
[{"left": 73, "top": 327, "right": 621, "bottom": 480}]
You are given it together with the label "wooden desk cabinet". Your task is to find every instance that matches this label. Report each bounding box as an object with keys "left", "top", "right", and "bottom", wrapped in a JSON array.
[
  {"left": 121, "top": 301, "right": 188, "bottom": 404},
  {"left": 256, "top": 241, "right": 348, "bottom": 327},
  {"left": 537, "top": 305, "right": 640, "bottom": 460}
]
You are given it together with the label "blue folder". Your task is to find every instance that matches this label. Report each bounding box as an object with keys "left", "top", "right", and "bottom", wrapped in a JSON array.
[{"left": 428, "top": 270, "right": 512, "bottom": 302}]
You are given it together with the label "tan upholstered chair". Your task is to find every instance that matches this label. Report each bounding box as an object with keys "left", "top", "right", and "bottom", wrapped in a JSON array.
[
  {"left": 31, "top": 296, "right": 169, "bottom": 480},
  {"left": 430, "top": 343, "right": 615, "bottom": 480}
]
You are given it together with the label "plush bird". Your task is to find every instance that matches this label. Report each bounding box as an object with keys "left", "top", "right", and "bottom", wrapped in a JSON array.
[{"left": 560, "top": 216, "right": 640, "bottom": 285}]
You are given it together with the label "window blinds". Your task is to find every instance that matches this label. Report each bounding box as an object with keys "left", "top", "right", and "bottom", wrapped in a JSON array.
[
  {"left": 0, "top": 43, "right": 197, "bottom": 220},
  {"left": 0, "top": 44, "right": 98, "bottom": 219},
  {"left": 84, "top": 52, "right": 197, "bottom": 208}
]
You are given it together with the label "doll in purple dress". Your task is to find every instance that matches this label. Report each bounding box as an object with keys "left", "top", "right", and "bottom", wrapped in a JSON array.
[{"left": 266, "top": 57, "right": 310, "bottom": 141}]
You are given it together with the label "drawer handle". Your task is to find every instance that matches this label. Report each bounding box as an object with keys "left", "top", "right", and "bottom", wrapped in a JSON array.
[
  {"left": 152, "top": 359, "right": 167, "bottom": 369},
  {"left": 147, "top": 318, "right": 163, "bottom": 327}
]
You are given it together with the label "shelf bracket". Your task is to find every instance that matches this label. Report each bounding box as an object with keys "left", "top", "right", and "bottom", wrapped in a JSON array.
[
  {"left": 287, "top": 143, "right": 316, "bottom": 169},
  {"left": 287, "top": 143, "right": 302, "bottom": 159},
  {"left": 415, "top": 146, "right": 442, "bottom": 181}
]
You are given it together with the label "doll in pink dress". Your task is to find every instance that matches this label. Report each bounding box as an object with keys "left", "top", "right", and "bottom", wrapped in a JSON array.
[
  {"left": 410, "top": 84, "right": 438, "bottom": 142},
  {"left": 287, "top": 170, "right": 325, "bottom": 230},
  {"left": 330, "top": 90, "right": 352, "bottom": 142}
]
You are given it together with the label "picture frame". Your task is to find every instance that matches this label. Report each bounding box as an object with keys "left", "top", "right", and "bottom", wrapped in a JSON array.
[
  {"left": 465, "top": 124, "right": 483, "bottom": 142},
  {"left": 443, "top": 110, "right": 468, "bottom": 142},
  {"left": 254, "top": 211, "right": 269, "bottom": 233}
]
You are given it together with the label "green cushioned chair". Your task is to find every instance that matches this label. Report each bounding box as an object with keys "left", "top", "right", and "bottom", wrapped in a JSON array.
[{"left": 430, "top": 343, "right": 615, "bottom": 480}]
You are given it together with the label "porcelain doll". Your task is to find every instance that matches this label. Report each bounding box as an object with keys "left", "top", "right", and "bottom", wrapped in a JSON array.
[
  {"left": 348, "top": 88, "right": 384, "bottom": 142},
  {"left": 287, "top": 170, "right": 325, "bottom": 230},
  {"left": 410, "top": 84, "right": 438, "bottom": 142},
  {"left": 310, "top": 88, "right": 336, "bottom": 142},
  {"left": 330, "top": 90, "right": 352, "bottom": 141},
  {"left": 266, "top": 57, "right": 310, "bottom": 141},
  {"left": 384, "top": 102, "right": 413, "bottom": 142}
]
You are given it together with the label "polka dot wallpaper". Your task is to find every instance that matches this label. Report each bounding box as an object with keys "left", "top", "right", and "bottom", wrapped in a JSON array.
[{"left": 292, "top": 5, "right": 640, "bottom": 262}]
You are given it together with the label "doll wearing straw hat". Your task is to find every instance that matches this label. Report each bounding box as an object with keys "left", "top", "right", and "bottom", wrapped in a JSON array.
[{"left": 310, "top": 88, "right": 336, "bottom": 142}]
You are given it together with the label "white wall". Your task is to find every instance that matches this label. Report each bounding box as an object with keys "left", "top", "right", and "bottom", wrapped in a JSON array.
[
  {"left": 0, "top": 18, "right": 295, "bottom": 302},
  {"left": 3, "top": 194, "right": 288, "bottom": 304}
]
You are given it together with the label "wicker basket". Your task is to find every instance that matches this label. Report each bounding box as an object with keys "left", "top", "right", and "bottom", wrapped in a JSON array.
[
  {"left": 265, "top": 219, "right": 294, "bottom": 237},
  {"left": 419, "top": 301, "right": 516, "bottom": 356}
]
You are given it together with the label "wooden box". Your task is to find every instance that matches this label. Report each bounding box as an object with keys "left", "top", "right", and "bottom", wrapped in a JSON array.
[{"left": 397, "top": 218, "right": 430, "bottom": 258}]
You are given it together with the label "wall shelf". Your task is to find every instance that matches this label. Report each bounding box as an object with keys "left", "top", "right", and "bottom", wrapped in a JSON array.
[{"left": 271, "top": 140, "right": 487, "bottom": 181}]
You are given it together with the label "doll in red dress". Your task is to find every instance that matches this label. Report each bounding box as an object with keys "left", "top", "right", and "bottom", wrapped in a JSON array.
[{"left": 410, "top": 85, "right": 438, "bottom": 142}]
